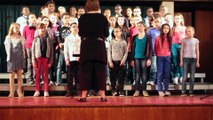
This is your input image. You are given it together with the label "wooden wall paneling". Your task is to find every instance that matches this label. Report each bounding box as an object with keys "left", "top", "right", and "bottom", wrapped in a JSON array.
[
  {"left": 180, "top": 12, "right": 192, "bottom": 26},
  {"left": 195, "top": 10, "right": 213, "bottom": 82}
]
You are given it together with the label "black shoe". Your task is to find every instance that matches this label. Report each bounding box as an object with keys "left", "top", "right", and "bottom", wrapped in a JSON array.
[
  {"left": 65, "top": 91, "right": 73, "bottom": 97},
  {"left": 78, "top": 98, "right": 87, "bottom": 102},
  {"left": 100, "top": 97, "right": 108, "bottom": 102}
]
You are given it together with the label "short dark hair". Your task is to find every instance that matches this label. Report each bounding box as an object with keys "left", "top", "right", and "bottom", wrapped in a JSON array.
[
  {"left": 70, "top": 22, "right": 78, "bottom": 27},
  {"left": 134, "top": 6, "right": 141, "bottom": 10},
  {"left": 37, "top": 23, "right": 46, "bottom": 29},
  {"left": 115, "top": 4, "right": 121, "bottom": 8},
  {"left": 114, "top": 26, "right": 122, "bottom": 31},
  {"left": 46, "top": 1, "right": 55, "bottom": 6},
  {"left": 21, "top": 6, "right": 29, "bottom": 11},
  {"left": 85, "top": 0, "right": 100, "bottom": 12},
  {"left": 61, "top": 12, "right": 70, "bottom": 19},
  {"left": 41, "top": 16, "right": 52, "bottom": 28}
]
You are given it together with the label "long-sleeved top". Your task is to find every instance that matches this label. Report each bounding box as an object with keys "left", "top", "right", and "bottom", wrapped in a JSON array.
[
  {"left": 172, "top": 26, "right": 186, "bottom": 44},
  {"left": 155, "top": 36, "right": 171, "bottom": 57},
  {"left": 64, "top": 33, "right": 81, "bottom": 62},
  {"left": 128, "top": 26, "right": 138, "bottom": 51},
  {"left": 79, "top": 13, "right": 109, "bottom": 64},
  {"left": 148, "top": 27, "right": 160, "bottom": 54},
  {"left": 32, "top": 36, "right": 53, "bottom": 64},
  {"left": 108, "top": 39, "right": 128, "bottom": 64},
  {"left": 23, "top": 25, "right": 36, "bottom": 48},
  {"left": 131, "top": 34, "right": 152, "bottom": 61}
]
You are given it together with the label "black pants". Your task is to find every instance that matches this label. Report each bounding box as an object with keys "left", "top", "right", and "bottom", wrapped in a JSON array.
[
  {"left": 110, "top": 61, "right": 125, "bottom": 92},
  {"left": 67, "top": 61, "right": 80, "bottom": 93}
]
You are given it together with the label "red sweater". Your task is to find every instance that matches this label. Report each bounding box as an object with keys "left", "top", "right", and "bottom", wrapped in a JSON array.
[
  {"left": 23, "top": 25, "right": 36, "bottom": 48},
  {"left": 128, "top": 26, "right": 138, "bottom": 51},
  {"left": 155, "top": 36, "right": 171, "bottom": 56}
]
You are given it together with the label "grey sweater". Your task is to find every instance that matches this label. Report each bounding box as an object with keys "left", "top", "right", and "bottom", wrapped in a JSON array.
[
  {"left": 32, "top": 36, "right": 53, "bottom": 64},
  {"left": 108, "top": 39, "right": 128, "bottom": 64}
]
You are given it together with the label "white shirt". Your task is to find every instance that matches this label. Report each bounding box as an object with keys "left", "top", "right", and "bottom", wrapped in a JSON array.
[
  {"left": 16, "top": 15, "right": 28, "bottom": 35},
  {"left": 64, "top": 33, "right": 81, "bottom": 61}
]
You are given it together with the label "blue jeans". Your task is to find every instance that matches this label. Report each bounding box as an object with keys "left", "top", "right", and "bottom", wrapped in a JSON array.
[
  {"left": 157, "top": 56, "right": 171, "bottom": 92},
  {"left": 182, "top": 58, "right": 196, "bottom": 94},
  {"left": 56, "top": 52, "right": 65, "bottom": 83},
  {"left": 135, "top": 59, "right": 147, "bottom": 91},
  {"left": 149, "top": 55, "right": 157, "bottom": 82},
  {"left": 172, "top": 43, "right": 183, "bottom": 78}
]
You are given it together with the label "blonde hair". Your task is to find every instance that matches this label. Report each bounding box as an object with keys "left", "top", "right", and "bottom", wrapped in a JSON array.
[
  {"left": 174, "top": 13, "right": 185, "bottom": 26},
  {"left": 186, "top": 26, "right": 195, "bottom": 37},
  {"left": 7, "top": 22, "right": 21, "bottom": 36},
  {"left": 186, "top": 26, "right": 195, "bottom": 32}
]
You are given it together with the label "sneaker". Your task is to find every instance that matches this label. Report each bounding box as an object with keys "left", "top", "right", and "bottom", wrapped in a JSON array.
[
  {"left": 28, "top": 80, "right": 34, "bottom": 85},
  {"left": 49, "top": 81, "right": 54, "bottom": 86},
  {"left": 165, "top": 91, "right": 171, "bottom": 96},
  {"left": 133, "top": 80, "right": 135, "bottom": 85},
  {"left": 133, "top": 90, "right": 140, "bottom": 97},
  {"left": 119, "top": 91, "right": 125, "bottom": 97},
  {"left": 106, "top": 77, "right": 111, "bottom": 85},
  {"left": 55, "top": 82, "right": 61, "bottom": 86},
  {"left": 149, "top": 81, "right": 155, "bottom": 86},
  {"left": 142, "top": 91, "right": 149, "bottom": 97},
  {"left": 179, "top": 77, "right": 183, "bottom": 83},
  {"left": 181, "top": 93, "right": 187, "bottom": 97},
  {"left": 158, "top": 91, "right": 165, "bottom": 97},
  {"left": 112, "top": 91, "right": 118, "bottom": 96},
  {"left": 87, "top": 90, "right": 98, "bottom": 97},
  {"left": 44, "top": 91, "right": 49, "bottom": 97},
  {"left": 40, "top": 81, "right": 44, "bottom": 85},
  {"left": 173, "top": 77, "right": 178, "bottom": 84},
  {"left": 33, "top": 91, "right": 40, "bottom": 97},
  {"left": 189, "top": 94, "right": 194, "bottom": 97}
]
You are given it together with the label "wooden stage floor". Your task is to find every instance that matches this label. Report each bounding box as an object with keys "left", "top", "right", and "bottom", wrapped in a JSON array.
[
  {"left": 0, "top": 95, "right": 213, "bottom": 120},
  {"left": 0, "top": 95, "right": 213, "bottom": 107}
]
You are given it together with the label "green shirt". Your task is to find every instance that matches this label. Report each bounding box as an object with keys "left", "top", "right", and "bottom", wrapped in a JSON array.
[{"left": 134, "top": 35, "right": 147, "bottom": 59}]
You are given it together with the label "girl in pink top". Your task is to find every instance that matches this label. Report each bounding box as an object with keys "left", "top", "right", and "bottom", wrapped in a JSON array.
[
  {"left": 155, "top": 23, "right": 172, "bottom": 97},
  {"left": 172, "top": 13, "right": 186, "bottom": 84}
]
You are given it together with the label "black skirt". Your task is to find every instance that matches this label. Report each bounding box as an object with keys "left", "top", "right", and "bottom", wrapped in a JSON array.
[{"left": 79, "top": 61, "right": 106, "bottom": 91}]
